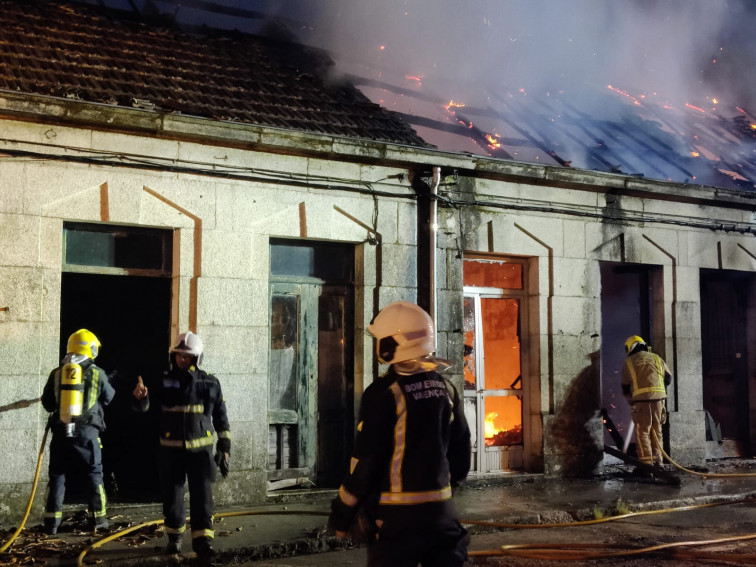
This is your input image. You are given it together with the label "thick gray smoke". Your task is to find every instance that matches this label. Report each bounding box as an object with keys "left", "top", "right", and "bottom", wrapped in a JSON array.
[{"left": 254, "top": 0, "right": 753, "bottom": 113}]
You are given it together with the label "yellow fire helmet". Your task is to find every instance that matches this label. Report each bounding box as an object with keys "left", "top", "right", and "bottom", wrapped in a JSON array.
[
  {"left": 624, "top": 335, "right": 645, "bottom": 354},
  {"left": 67, "top": 328, "right": 101, "bottom": 359}
]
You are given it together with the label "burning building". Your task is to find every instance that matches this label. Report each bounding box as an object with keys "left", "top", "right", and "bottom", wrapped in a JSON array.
[{"left": 1, "top": 0, "right": 755, "bottom": 524}]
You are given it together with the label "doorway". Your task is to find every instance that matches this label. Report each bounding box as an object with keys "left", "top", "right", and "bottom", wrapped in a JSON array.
[
  {"left": 701, "top": 270, "right": 753, "bottom": 456},
  {"left": 268, "top": 239, "right": 354, "bottom": 490},
  {"left": 463, "top": 257, "right": 528, "bottom": 473},
  {"left": 60, "top": 223, "right": 172, "bottom": 502},
  {"left": 599, "top": 262, "right": 654, "bottom": 454}
]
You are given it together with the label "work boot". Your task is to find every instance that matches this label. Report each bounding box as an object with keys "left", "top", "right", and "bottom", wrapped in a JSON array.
[
  {"left": 192, "top": 536, "right": 216, "bottom": 558},
  {"left": 44, "top": 520, "right": 60, "bottom": 535},
  {"left": 166, "top": 533, "right": 183, "bottom": 554},
  {"left": 91, "top": 517, "right": 109, "bottom": 532}
]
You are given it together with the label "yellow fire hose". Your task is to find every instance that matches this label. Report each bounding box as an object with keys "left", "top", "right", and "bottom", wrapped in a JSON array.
[
  {"left": 0, "top": 425, "right": 49, "bottom": 554},
  {"left": 73, "top": 500, "right": 756, "bottom": 566},
  {"left": 653, "top": 430, "right": 756, "bottom": 478},
  {"left": 5, "top": 425, "right": 756, "bottom": 564}
]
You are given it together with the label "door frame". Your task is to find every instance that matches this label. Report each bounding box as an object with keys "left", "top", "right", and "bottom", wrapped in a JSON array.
[{"left": 463, "top": 284, "right": 530, "bottom": 473}]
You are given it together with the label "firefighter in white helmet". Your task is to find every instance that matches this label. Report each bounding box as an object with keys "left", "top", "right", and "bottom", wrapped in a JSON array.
[
  {"left": 329, "top": 301, "right": 471, "bottom": 567},
  {"left": 621, "top": 335, "right": 672, "bottom": 471},
  {"left": 41, "top": 328, "right": 115, "bottom": 534},
  {"left": 132, "top": 331, "right": 230, "bottom": 558}
]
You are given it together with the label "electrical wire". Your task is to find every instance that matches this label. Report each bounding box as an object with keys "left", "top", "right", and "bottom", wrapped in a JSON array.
[{"left": 0, "top": 424, "right": 49, "bottom": 553}]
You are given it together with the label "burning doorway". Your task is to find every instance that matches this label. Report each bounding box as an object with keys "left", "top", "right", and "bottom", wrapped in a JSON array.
[
  {"left": 60, "top": 222, "right": 172, "bottom": 502},
  {"left": 463, "top": 257, "right": 528, "bottom": 473},
  {"left": 268, "top": 239, "right": 354, "bottom": 490},
  {"left": 700, "top": 269, "right": 754, "bottom": 457}
]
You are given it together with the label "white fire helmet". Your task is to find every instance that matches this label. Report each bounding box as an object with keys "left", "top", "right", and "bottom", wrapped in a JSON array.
[
  {"left": 170, "top": 331, "right": 204, "bottom": 365},
  {"left": 367, "top": 302, "right": 436, "bottom": 364}
]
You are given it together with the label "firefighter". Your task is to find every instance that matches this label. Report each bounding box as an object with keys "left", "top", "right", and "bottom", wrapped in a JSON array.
[
  {"left": 41, "top": 328, "right": 115, "bottom": 534},
  {"left": 621, "top": 335, "right": 672, "bottom": 470},
  {"left": 132, "top": 331, "right": 230, "bottom": 558},
  {"left": 329, "top": 301, "right": 471, "bottom": 567}
]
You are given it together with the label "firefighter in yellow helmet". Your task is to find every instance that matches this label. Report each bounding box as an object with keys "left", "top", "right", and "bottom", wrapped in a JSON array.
[
  {"left": 621, "top": 335, "right": 672, "bottom": 471},
  {"left": 132, "top": 331, "right": 230, "bottom": 558},
  {"left": 41, "top": 329, "right": 115, "bottom": 535},
  {"left": 329, "top": 302, "right": 471, "bottom": 567}
]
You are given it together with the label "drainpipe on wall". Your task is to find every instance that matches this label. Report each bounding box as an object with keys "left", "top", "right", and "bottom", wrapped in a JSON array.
[
  {"left": 429, "top": 166, "right": 441, "bottom": 349},
  {"left": 413, "top": 166, "right": 442, "bottom": 348}
]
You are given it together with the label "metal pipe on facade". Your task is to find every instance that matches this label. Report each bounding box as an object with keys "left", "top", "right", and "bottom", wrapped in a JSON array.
[{"left": 430, "top": 166, "right": 441, "bottom": 347}]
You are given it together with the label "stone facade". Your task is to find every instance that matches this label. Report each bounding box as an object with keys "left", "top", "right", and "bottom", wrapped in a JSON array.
[{"left": 1, "top": 92, "right": 756, "bottom": 525}]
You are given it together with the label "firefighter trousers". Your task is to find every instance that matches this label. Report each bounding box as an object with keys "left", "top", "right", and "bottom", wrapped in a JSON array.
[
  {"left": 632, "top": 399, "right": 665, "bottom": 466},
  {"left": 45, "top": 434, "right": 107, "bottom": 528},
  {"left": 366, "top": 515, "right": 469, "bottom": 567},
  {"left": 158, "top": 448, "right": 216, "bottom": 548}
]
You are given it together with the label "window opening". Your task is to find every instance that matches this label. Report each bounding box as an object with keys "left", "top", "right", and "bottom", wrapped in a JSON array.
[{"left": 63, "top": 222, "right": 172, "bottom": 276}]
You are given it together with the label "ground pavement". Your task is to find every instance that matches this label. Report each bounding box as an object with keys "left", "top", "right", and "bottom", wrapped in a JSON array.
[{"left": 3, "top": 459, "right": 756, "bottom": 566}]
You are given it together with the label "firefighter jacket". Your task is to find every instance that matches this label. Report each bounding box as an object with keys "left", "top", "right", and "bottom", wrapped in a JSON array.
[
  {"left": 330, "top": 368, "right": 471, "bottom": 533},
  {"left": 621, "top": 350, "right": 672, "bottom": 403},
  {"left": 42, "top": 359, "right": 114, "bottom": 438},
  {"left": 139, "top": 366, "right": 231, "bottom": 453}
]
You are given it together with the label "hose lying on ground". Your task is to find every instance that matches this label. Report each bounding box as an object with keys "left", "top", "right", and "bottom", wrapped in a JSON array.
[
  {"left": 76, "top": 498, "right": 756, "bottom": 566},
  {"left": 653, "top": 430, "right": 756, "bottom": 478},
  {"left": 0, "top": 425, "right": 49, "bottom": 554}
]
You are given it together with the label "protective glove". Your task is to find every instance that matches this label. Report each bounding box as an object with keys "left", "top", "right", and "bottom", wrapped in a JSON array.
[{"left": 214, "top": 451, "right": 230, "bottom": 478}]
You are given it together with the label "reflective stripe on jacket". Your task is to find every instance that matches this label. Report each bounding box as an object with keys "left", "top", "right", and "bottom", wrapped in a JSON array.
[
  {"left": 621, "top": 351, "right": 669, "bottom": 402},
  {"left": 330, "top": 369, "right": 471, "bottom": 532},
  {"left": 141, "top": 367, "right": 231, "bottom": 452}
]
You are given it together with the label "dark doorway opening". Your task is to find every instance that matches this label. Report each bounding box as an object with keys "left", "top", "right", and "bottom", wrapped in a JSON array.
[
  {"left": 701, "top": 269, "right": 753, "bottom": 457},
  {"left": 59, "top": 272, "right": 171, "bottom": 502},
  {"left": 600, "top": 263, "right": 653, "bottom": 453}
]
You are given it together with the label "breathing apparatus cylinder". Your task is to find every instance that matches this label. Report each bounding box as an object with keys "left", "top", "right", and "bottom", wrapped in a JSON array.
[{"left": 59, "top": 363, "right": 84, "bottom": 437}]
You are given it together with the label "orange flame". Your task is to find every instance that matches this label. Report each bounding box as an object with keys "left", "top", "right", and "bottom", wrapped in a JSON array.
[
  {"left": 446, "top": 99, "right": 466, "bottom": 110},
  {"left": 485, "top": 412, "right": 498, "bottom": 439},
  {"left": 485, "top": 133, "right": 502, "bottom": 149}
]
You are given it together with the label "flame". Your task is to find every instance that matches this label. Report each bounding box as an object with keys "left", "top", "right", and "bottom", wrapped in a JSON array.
[
  {"left": 691, "top": 151, "right": 700, "bottom": 157},
  {"left": 446, "top": 99, "right": 466, "bottom": 110},
  {"left": 751, "top": 124, "right": 756, "bottom": 131},
  {"left": 485, "top": 133, "right": 502, "bottom": 149},
  {"left": 485, "top": 412, "right": 498, "bottom": 439}
]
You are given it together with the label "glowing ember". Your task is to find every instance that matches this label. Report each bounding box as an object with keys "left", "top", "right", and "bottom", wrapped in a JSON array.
[
  {"left": 607, "top": 84, "right": 643, "bottom": 106},
  {"left": 691, "top": 151, "right": 700, "bottom": 157},
  {"left": 446, "top": 100, "right": 466, "bottom": 110},
  {"left": 685, "top": 103, "right": 706, "bottom": 114}
]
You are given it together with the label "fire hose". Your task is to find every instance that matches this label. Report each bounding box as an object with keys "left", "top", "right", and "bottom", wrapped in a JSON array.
[
  {"left": 4, "top": 426, "right": 756, "bottom": 564},
  {"left": 652, "top": 430, "right": 756, "bottom": 478},
  {"left": 71, "top": 498, "right": 756, "bottom": 566},
  {"left": 0, "top": 424, "right": 49, "bottom": 554}
]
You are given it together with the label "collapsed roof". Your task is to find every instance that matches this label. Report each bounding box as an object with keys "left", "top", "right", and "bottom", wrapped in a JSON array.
[{"left": 1, "top": 0, "right": 755, "bottom": 193}]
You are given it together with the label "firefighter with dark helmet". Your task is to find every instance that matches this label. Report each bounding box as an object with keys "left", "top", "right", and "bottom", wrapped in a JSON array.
[
  {"left": 621, "top": 335, "right": 672, "bottom": 470},
  {"left": 329, "top": 301, "right": 471, "bottom": 567},
  {"left": 132, "top": 331, "right": 230, "bottom": 558},
  {"left": 41, "top": 328, "right": 115, "bottom": 535}
]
